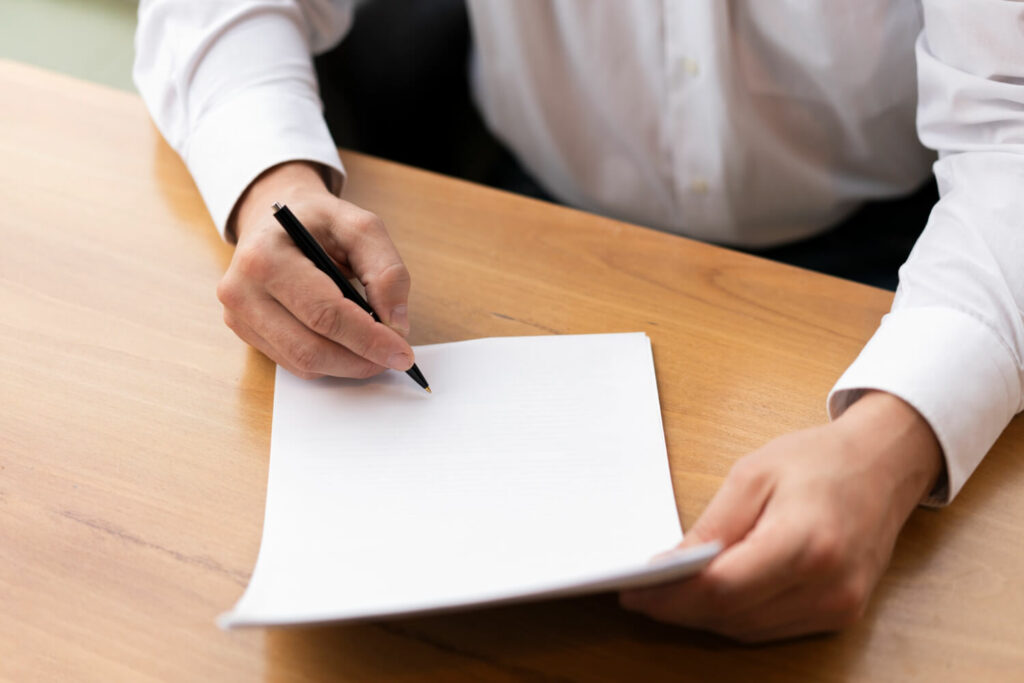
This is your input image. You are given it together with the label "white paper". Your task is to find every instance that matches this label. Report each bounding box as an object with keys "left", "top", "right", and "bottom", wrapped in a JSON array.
[{"left": 220, "top": 332, "right": 718, "bottom": 628}]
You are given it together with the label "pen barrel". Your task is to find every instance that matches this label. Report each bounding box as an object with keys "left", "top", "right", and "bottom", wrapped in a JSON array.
[
  {"left": 272, "top": 205, "right": 377, "bottom": 319},
  {"left": 273, "top": 202, "right": 428, "bottom": 391}
]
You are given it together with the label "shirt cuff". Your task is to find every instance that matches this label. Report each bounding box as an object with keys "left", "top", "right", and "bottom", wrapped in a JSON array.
[
  {"left": 183, "top": 87, "right": 345, "bottom": 241},
  {"left": 827, "top": 307, "right": 1020, "bottom": 506}
]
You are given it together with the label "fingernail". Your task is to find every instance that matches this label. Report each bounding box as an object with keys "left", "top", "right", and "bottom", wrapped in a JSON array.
[
  {"left": 389, "top": 305, "right": 409, "bottom": 335},
  {"left": 388, "top": 352, "right": 413, "bottom": 371},
  {"left": 649, "top": 540, "right": 700, "bottom": 565}
]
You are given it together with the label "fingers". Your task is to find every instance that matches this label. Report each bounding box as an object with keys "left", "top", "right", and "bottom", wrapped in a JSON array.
[
  {"left": 619, "top": 424, "right": 899, "bottom": 642},
  {"left": 720, "top": 575, "right": 870, "bottom": 643},
  {"left": 222, "top": 200, "right": 417, "bottom": 378},
  {"left": 317, "top": 205, "right": 412, "bottom": 335},
  {"left": 622, "top": 493, "right": 873, "bottom": 640},
  {"left": 621, "top": 457, "right": 781, "bottom": 621},
  {"left": 262, "top": 245, "right": 414, "bottom": 371},
  {"left": 224, "top": 296, "right": 388, "bottom": 380},
  {"left": 682, "top": 456, "right": 776, "bottom": 549},
  {"left": 223, "top": 167, "right": 416, "bottom": 378},
  {"left": 621, "top": 503, "right": 803, "bottom": 626}
]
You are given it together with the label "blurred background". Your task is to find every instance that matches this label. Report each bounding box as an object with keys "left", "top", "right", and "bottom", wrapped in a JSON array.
[
  {"left": 0, "top": 0, "right": 551, "bottom": 207},
  {"left": 0, "top": 0, "right": 934, "bottom": 289},
  {"left": 0, "top": 0, "right": 137, "bottom": 91}
]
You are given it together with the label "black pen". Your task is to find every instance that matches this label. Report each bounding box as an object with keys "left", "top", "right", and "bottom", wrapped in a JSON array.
[{"left": 272, "top": 202, "right": 431, "bottom": 393}]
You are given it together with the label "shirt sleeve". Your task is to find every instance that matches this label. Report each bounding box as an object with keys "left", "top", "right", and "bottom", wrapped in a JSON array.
[
  {"left": 133, "top": 0, "right": 354, "bottom": 240},
  {"left": 828, "top": 0, "right": 1024, "bottom": 506}
]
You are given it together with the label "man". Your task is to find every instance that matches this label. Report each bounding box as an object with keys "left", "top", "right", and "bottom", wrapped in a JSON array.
[{"left": 134, "top": 0, "right": 1024, "bottom": 642}]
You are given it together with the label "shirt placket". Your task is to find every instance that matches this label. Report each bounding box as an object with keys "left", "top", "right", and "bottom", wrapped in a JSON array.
[{"left": 661, "top": 0, "right": 725, "bottom": 237}]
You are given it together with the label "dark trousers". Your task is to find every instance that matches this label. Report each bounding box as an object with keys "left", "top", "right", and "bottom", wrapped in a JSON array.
[{"left": 315, "top": 0, "right": 935, "bottom": 292}]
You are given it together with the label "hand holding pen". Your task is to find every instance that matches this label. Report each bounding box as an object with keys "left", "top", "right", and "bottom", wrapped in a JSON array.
[
  {"left": 272, "top": 201, "right": 430, "bottom": 391},
  {"left": 216, "top": 161, "right": 425, "bottom": 385}
]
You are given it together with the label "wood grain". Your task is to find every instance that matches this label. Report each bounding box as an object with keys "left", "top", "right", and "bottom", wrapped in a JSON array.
[{"left": 1, "top": 60, "right": 1022, "bottom": 682}]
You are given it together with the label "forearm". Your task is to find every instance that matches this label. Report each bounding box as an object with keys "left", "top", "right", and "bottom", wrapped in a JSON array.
[
  {"left": 828, "top": 1, "right": 1024, "bottom": 505},
  {"left": 134, "top": 0, "right": 354, "bottom": 237},
  {"left": 834, "top": 391, "right": 943, "bottom": 529}
]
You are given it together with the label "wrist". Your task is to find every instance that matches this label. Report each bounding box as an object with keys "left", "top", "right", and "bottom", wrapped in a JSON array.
[
  {"left": 229, "top": 161, "right": 331, "bottom": 243},
  {"left": 835, "top": 391, "right": 944, "bottom": 507}
]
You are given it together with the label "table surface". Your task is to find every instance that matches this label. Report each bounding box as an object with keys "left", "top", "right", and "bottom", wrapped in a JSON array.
[{"left": 2, "top": 60, "right": 1023, "bottom": 682}]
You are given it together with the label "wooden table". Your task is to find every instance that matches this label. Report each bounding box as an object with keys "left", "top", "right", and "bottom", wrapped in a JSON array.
[{"left": 2, "top": 60, "right": 1022, "bottom": 682}]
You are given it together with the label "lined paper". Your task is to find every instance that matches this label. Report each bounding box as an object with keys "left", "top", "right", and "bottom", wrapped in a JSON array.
[{"left": 220, "top": 333, "right": 718, "bottom": 627}]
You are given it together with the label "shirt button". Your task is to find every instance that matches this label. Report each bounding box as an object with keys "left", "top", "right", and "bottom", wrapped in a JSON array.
[
  {"left": 690, "top": 177, "right": 709, "bottom": 194},
  {"left": 682, "top": 58, "right": 700, "bottom": 77}
]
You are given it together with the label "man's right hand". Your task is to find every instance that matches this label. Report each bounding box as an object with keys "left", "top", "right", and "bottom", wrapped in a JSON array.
[{"left": 217, "top": 161, "right": 415, "bottom": 379}]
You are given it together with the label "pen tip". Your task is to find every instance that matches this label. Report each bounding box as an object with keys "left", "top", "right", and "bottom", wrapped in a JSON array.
[
  {"left": 272, "top": 201, "right": 284, "bottom": 212},
  {"left": 424, "top": 386, "right": 432, "bottom": 394}
]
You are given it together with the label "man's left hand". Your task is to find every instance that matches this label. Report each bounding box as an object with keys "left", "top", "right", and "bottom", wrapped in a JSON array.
[{"left": 620, "top": 391, "right": 943, "bottom": 642}]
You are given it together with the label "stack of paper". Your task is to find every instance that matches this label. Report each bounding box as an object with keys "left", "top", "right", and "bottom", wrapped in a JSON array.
[{"left": 220, "top": 333, "right": 718, "bottom": 627}]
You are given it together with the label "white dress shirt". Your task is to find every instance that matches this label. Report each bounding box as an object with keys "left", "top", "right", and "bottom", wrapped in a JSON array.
[{"left": 135, "top": 0, "right": 1024, "bottom": 504}]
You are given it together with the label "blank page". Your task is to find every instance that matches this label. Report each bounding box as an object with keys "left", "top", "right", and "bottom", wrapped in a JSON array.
[{"left": 221, "top": 333, "right": 716, "bottom": 627}]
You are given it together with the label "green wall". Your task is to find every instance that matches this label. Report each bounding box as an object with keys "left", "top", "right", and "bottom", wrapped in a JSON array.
[{"left": 0, "top": 0, "right": 138, "bottom": 91}]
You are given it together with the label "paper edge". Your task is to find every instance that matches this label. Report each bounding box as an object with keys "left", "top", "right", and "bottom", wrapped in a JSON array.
[{"left": 217, "top": 541, "right": 721, "bottom": 629}]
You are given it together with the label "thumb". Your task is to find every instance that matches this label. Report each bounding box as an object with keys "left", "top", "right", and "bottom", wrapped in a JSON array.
[{"left": 678, "top": 460, "right": 774, "bottom": 553}]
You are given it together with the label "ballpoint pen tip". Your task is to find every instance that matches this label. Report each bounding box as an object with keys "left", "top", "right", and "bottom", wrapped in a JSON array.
[{"left": 424, "top": 386, "right": 432, "bottom": 394}]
